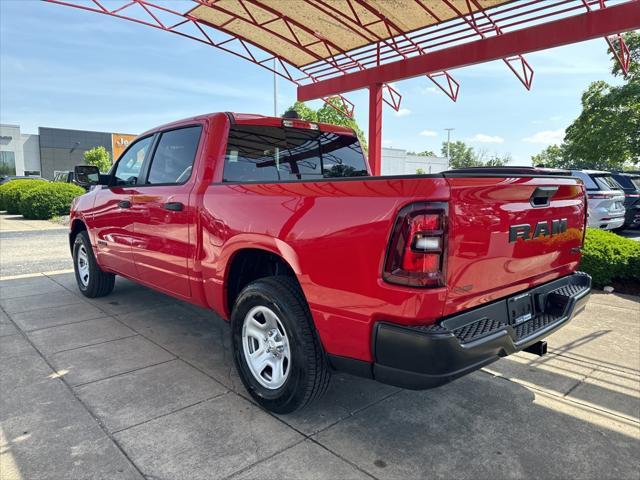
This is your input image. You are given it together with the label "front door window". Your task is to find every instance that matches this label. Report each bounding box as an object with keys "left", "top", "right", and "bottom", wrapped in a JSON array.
[{"left": 113, "top": 136, "right": 153, "bottom": 186}]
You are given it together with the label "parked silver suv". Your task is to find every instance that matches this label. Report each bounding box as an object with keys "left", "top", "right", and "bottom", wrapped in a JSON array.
[{"left": 571, "top": 170, "right": 625, "bottom": 230}]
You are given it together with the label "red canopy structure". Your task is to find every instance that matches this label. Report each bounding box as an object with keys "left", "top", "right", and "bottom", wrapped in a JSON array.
[{"left": 43, "top": 0, "right": 639, "bottom": 174}]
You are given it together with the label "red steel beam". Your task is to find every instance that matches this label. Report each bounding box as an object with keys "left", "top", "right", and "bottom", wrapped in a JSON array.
[
  {"left": 368, "top": 83, "right": 383, "bottom": 176},
  {"left": 298, "top": 0, "right": 640, "bottom": 101}
]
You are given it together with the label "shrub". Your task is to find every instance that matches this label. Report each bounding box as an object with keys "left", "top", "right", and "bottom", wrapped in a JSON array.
[
  {"left": 19, "top": 183, "right": 86, "bottom": 220},
  {"left": 0, "top": 179, "right": 48, "bottom": 214},
  {"left": 580, "top": 228, "right": 640, "bottom": 288}
]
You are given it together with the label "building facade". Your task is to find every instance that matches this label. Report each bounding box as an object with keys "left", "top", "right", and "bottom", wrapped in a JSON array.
[
  {"left": 0, "top": 124, "right": 41, "bottom": 177},
  {"left": 0, "top": 124, "right": 136, "bottom": 180},
  {"left": 111, "top": 133, "right": 137, "bottom": 162},
  {"left": 381, "top": 147, "right": 448, "bottom": 175},
  {"left": 38, "top": 127, "right": 115, "bottom": 180}
]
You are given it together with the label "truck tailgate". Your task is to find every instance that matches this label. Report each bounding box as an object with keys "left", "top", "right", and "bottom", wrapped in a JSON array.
[{"left": 444, "top": 176, "right": 586, "bottom": 316}]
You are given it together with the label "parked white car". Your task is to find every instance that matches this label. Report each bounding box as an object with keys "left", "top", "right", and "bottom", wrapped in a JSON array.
[{"left": 570, "top": 170, "right": 625, "bottom": 230}]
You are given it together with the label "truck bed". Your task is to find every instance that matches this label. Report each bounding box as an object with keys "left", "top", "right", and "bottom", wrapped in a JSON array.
[{"left": 199, "top": 170, "right": 585, "bottom": 362}]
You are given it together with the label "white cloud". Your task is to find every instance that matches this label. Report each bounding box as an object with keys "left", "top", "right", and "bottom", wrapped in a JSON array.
[
  {"left": 523, "top": 129, "right": 565, "bottom": 145},
  {"left": 419, "top": 130, "right": 437, "bottom": 137},
  {"left": 471, "top": 134, "right": 504, "bottom": 144},
  {"left": 382, "top": 139, "right": 394, "bottom": 147},
  {"left": 417, "top": 86, "right": 438, "bottom": 95},
  {"left": 394, "top": 108, "right": 411, "bottom": 117},
  {"left": 531, "top": 115, "right": 564, "bottom": 125}
]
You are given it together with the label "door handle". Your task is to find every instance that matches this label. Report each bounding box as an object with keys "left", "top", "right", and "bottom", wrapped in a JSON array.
[
  {"left": 164, "top": 202, "right": 184, "bottom": 212},
  {"left": 118, "top": 200, "right": 132, "bottom": 209}
]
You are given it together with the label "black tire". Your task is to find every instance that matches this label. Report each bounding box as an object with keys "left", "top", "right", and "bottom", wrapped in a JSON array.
[
  {"left": 73, "top": 231, "right": 115, "bottom": 298},
  {"left": 231, "top": 276, "right": 331, "bottom": 414}
]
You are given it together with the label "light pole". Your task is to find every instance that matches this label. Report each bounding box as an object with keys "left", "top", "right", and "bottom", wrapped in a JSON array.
[
  {"left": 444, "top": 128, "right": 454, "bottom": 170},
  {"left": 273, "top": 58, "right": 278, "bottom": 116}
]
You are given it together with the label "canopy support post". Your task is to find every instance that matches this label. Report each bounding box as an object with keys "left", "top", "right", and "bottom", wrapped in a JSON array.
[{"left": 368, "top": 83, "right": 383, "bottom": 176}]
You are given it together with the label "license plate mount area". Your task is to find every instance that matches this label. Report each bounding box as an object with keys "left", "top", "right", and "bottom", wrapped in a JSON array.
[{"left": 507, "top": 292, "right": 534, "bottom": 326}]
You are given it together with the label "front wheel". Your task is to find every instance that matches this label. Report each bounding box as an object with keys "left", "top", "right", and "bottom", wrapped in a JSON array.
[
  {"left": 231, "top": 276, "right": 330, "bottom": 414},
  {"left": 73, "top": 231, "right": 115, "bottom": 298}
]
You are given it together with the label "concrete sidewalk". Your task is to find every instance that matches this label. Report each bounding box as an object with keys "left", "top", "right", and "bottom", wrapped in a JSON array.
[
  {"left": 0, "top": 213, "right": 67, "bottom": 233},
  {"left": 1, "top": 272, "right": 639, "bottom": 480}
]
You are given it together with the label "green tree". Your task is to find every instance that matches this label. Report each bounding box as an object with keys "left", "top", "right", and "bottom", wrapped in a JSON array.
[
  {"left": 484, "top": 153, "right": 511, "bottom": 167},
  {"left": 441, "top": 141, "right": 480, "bottom": 168},
  {"left": 441, "top": 141, "right": 511, "bottom": 168},
  {"left": 560, "top": 31, "right": 639, "bottom": 170},
  {"left": 84, "top": 146, "right": 112, "bottom": 173},
  {"left": 287, "top": 101, "right": 318, "bottom": 122},
  {"left": 407, "top": 150, "right": 436, "bottom": 157},
  {"left": 611, "top": 31, "right": 639, "bottom": 80},
  {"left": 563, "top": 80, "right": 639, "bottom": 169},
  {"left": 531, "top": 144, "right": 566, "bottom": 168},
  {"left": 284, "top": 98, "right": 367, "bottom": 152}
]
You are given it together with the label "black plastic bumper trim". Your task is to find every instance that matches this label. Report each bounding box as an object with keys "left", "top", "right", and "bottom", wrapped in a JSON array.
[
  {"left": 331, "top": 272, "right": 591, "bottom": 390},
  {"left": 328, "top": 355, "right": 373, "bottom": 379},
  {"left": 371, "top": 272, "right": 591, "bottom": 389}
]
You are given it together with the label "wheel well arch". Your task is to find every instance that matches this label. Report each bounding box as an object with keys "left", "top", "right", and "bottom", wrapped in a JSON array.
[
  {"left": 69, "top": 219, "right": 87, "bottom": 252},
  {"left": 225, "top": 248, "right": 300, "bottom": 316}
]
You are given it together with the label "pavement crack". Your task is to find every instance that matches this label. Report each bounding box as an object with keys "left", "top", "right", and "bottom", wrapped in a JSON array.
[
  {"left": 71, "top": 358, "right": 177, "bottom": 388},
  {"left": 111, "top": 392, "right": 230, "bottom": 435},
  {"left": 562, "top": 366, "right": 598, "bottom": 398},
  {"left": 44, "top": 333, "right": 139, "bottom": 355}
]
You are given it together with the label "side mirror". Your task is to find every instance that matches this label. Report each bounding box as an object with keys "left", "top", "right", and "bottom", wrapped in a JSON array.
[{"left": 74, "top": 165, "right": 108, "bottom": 187}]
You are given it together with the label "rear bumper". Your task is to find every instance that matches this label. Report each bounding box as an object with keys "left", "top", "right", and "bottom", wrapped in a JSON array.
[
  {"left": 368, "top": 272, "right": 591, "bottom": 389},
  {"left": 588, "top": 215, "right": 625, "bottom": 230},
  {"left": 624, "top": 205, "right": 640, "bottom": 227}
]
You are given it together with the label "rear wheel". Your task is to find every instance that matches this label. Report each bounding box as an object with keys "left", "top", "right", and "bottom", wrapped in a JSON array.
[
  {"left": 73, "top": 231, "right": 115, "bottom": 298},
  {"left": 231, "top": 276, "right": 330, "bottom": 414}
]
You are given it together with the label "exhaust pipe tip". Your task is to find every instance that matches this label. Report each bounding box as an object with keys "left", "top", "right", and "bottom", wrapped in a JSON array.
[{"left": 523, "top": 340, "right": 547, "bottom": 357}]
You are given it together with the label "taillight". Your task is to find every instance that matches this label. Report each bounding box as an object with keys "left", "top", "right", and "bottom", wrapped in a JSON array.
[
  {"left": 588, "top": 193, "right": 614, "bottom": 199},
  {"left": 383, "top": 202, "right": 447, "bottom": 288},
  {"left": 626, "top": 193, "right": 640, "bottom": 198}
]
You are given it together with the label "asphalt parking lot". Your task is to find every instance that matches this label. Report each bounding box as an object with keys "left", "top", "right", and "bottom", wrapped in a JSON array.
[
  {"left": 1, "top": 219, "right": 639, "bottom": 480},
  {"left": 0, "top": 215, "right": 70, "bottom": 277}
]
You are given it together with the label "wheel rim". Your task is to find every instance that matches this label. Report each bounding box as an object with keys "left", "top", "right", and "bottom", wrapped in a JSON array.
[
  {"left": 77, "top": 245, "right": 90, "bottom": 287},
  {"left": 241, "top": 305, "right": 291, "bottom": 390}
]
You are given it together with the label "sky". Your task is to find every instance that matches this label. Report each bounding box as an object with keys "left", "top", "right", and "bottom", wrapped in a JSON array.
[{"left": 0, "top": 0, "right": 623, "bottom": 165}]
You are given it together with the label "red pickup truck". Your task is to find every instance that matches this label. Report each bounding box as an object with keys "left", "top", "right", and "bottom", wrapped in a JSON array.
[{"left": 71, "top": 112, "right": 591, "bottom": 413}]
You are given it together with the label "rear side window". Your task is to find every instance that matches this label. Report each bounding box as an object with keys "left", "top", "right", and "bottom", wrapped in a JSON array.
[
  {"left": 223, "top": 125, "right": 368, "bottom": 182},
  {"left": 613, "top": 174, "right": 640, "bottom": 191},
  {"left": 147, "top": 126, "right": 202, "bottom": 185},
  {"left": 589, "top": 174, "right": 622, "bottom": 191}
]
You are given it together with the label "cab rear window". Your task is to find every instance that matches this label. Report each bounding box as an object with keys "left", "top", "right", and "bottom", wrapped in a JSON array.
[{"left": 223, "top": 125, "right": 369, "bottom": 182}]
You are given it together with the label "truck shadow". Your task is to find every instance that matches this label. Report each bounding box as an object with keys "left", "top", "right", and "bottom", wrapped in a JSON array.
[{"left": 77, "top": 275, "right": 640, "bottom": 430}]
